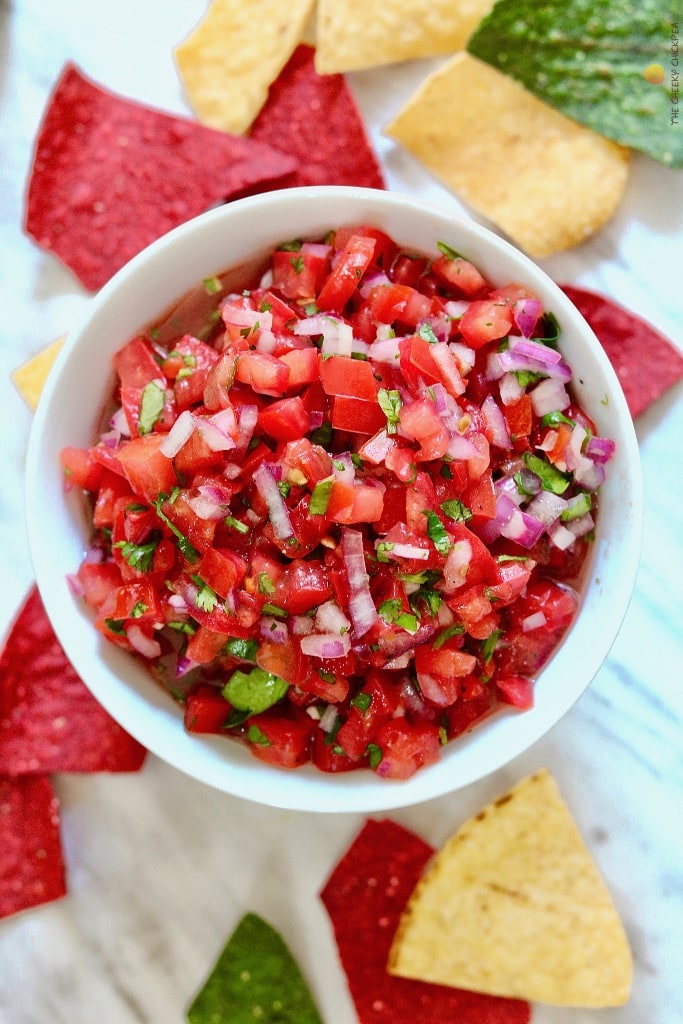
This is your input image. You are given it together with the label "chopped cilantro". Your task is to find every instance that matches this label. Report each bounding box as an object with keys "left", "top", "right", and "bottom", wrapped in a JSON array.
[
  {"left": 103, "top": 617, "right": 126, "bottom": 636},
  {"left": 309, "top": 476, "right": 334, "bottom": 516},
  {"left": 366, "top": 743, "right": 383, "bottom": 769},
  {"left": 222, "top": 666, "right": 289, "bottom": 715},
  {"left": 261, "top": 602, "right": 287, "bottom": 619},
  {"left": 277, "top": 239, "right": 303, "bottom": 252},
  {"left": 155, "top": 493, "right": 199, "bottom": 563},
  {"left": 432, "top": 623, "right": 466, "bottom": 649},
  {"left": 378, "top": 598, "right": 420, "bottom": 634},
  {"left": 375, "top": 541, "right": 395, "bottom": 563},
  {"left": 541, "top": 409, "right": 575, "bottom": 428},
  {"left": 138, "top": 380, "right": 166, "bottom": 435},
  {"left": 223, "top": 637, "right": 258, "bottom": 661},
  {"left": 481, "top": 628, "right": 504, "bottom": 664},
  {"left": 129, "top": 601, "right": 148, "bottom": 619},
  {"left": 247, "top": 724, "right": 271, "bottom": 747},
  {"left": 522, "top": 451, "right": 571, "bottom": 494},
  {"left": 377, "top": 388, "right": 402, "bottom": 434},
  {"left": 350, "top": 691, "right": 372, "bottom": 714},
  {"left": 257, "top": 572, "right": 276, "bottom": 596},
  {"left": 290, "top": 255, "right": 305, "bottom": 274},
  {"left": 309, "top": 420, "right": 333, "bottom": 448},
  {"left": 114, "top": 538, "right": 158, "bottom": 574},
  {"left": 190, "top": 576, "right": 219, "bottom": 613},
  {"left": 441, "top": 498, "right": 473, "bottom": 523},
  {"left": 202, "top": 275, "right": 222, "bottom": 295},
  {"left": 437, "top": 240, "right": 465, "bottom": 260},
  {"left": 424, "top": 509, "right": 451, "bottom": 554},
  {"left": 417, "top": 322, "right": 439, "bottom": 344},
  {"left": 224, "top": 515, "right": 250, "bottom": 534}
]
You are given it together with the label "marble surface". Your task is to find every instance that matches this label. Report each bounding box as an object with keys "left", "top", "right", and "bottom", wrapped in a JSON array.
[{"left": 1, "top": 2, "right": 682, "bottom": 1022}]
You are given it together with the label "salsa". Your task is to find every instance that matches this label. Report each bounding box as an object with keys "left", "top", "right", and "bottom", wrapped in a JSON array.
[{"left": 61, "top": 226, "right": 615, "bottom": 780}]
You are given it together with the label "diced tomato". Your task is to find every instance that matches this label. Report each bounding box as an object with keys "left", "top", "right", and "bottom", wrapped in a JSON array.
[
  {"left": 316, "top": 235, "right": 376, "bottom": 312},
  {"left": 431, "top": 255, "right": 487, "bottom": 296},
  {"left": 257, "top": 396, "right": 310, "bottom": 442},
  {"left": 77, "top": 560, "right": 123, "bottom": 611},
  {"left": 116, "top": 434, "right": 178, "bottom": 504},
  {"left": 331, "top": 395, "right": 387, "bottom": 435},
  {"left": 234, "top": 351, "right": 290, "bottom": 394},
  {"left": 184, "top": 685, "right": 230, "bottom": 732},
  {"left": 185, "top": 629, "right": 230, "bottom": 666},
  {"left": 113, "top": 336, "right": 160, "bottom": 388},
  {"left": 319, "top": 355, "right": 378, "bottom": 402},
  {"left": 458, "top": 299, "right": 514, "bottom": 349},
  {"left": 335, "top": 672, "right": 400, "bottom": 761},
  {"left": 503, "top": 393, "right": 533, "bottom": 440},
  {"left": 196, "top": 547, "right": 248, "bottom": 599},
  {"left": 312, "top": 728, "right": 361, "bottom": 773},
  {"left": 278, "top": 347, "right": 319, "bottom": 389},
  {"left": 275, "top": 559, "right": 332, "bottom": 614},
  {"left": 60, "top": 445, "right": 104, "bottom": 492},
  {"left": 496, "top": 675, "right": 534, "bottom": 709},
  {"left": 247, "top": 710, "right": 316, "bottom": 768},
  {"left": 271, "top": 247, "right": 330, "bottom": 300},
  {"left": 374, "top": 719, "right": 441, "bottom": 779}
]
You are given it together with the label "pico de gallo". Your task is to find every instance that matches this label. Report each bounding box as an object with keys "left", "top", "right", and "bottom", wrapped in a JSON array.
[{"left": 61, "top": 226, "right": 615, "bottom": 780}]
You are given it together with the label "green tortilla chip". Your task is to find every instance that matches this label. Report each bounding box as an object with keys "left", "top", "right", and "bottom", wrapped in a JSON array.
[
  {"left": 467, "top": 0, "right": 682, "bottom": 167},
  {"left": 186, "top": 913, "right": 323, "bottom": 1024}
]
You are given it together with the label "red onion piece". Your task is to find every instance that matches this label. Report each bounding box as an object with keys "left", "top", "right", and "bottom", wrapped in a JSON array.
[
  {"left": 221, "top": 301, "right": 273, "bottom": 332},
  {"left": 482, "top": 394, "right": 512, "bottom": 449},
  {"left": 252, "top": 462, "right": 294, "bottom": 540},
  {"left": 300, "top": 632, "right": 351, "bottom": 659},
  {"left": 126, "top": 624, "right": 162, "bottom": 660},
  {"left": 159, "top": 409, "right": 195, "bottom": 457},
  {"left": 529, "top": 377, "right": 571, "bottom": 417},
  {"left": 513, "top": 299, "right": 543, "bottom": 337},
  {"left": 341, "top": 529, "right": 378, "bottom": 638}
]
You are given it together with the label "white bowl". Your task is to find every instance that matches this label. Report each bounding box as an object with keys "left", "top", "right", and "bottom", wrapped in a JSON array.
[{"left": 26, "top": 186, "right": 643, "bottom": 812}]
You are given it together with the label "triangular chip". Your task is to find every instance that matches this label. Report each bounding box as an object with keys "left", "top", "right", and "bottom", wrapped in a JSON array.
[
  {"left": 24, "top": 64, "right": 297, "bottom": 291},
  {"left": 560, "top": 285, "right": 683, "bottom": 419},
  {"left": 0, "top": 775, "right": 67, "bottom": 919},
  {"left": 250, "top": 45, "right": 385, "bottom": 189},
  {"left": 388, "top": 769, "right": 633, "bottom": 1007},
  {"left": 385, "top": 52, "right": 630, "bottom": 258},
  {"left": 315, "top": 0, "right": 494, "bottom": 73},
  {"left": 11, "top": 336, "right": 64, "bottom": 410},
  {"left": 174, "top": 0, "right": 316, "bottom": 134},
  {"left": 0, "top": 586, "right": 147, "bottom": 775},
  {"left": 186, "top": 913, "right": 323, "bottom": 1024}
]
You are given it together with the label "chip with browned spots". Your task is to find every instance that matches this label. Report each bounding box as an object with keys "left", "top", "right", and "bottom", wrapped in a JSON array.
[
  {"left": 388, "top": 769, "right": 633, "bottom": 1007},
  {"left": 385, "top": 53, "right": 630, "bottom": 258}
]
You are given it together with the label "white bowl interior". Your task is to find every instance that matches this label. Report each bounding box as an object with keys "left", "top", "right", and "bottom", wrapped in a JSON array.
[{"left": 26, "top": 187, "right": 643, "bottom": 812}]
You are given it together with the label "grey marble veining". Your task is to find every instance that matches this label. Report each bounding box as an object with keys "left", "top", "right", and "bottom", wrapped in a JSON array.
[{"left": 1, "top": 3, "right": 682, "bottom": 1023}]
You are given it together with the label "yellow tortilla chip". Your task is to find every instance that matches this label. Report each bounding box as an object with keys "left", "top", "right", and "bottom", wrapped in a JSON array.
[
  {"left": 385, "top": 53, "right": 630, "bottom": 258},
  {"left": 174, "top": 0, "right": 316, "bottom": 134},
  {"left": 12, "top": 337, "right": 64, "bottom": 410},
  {"left": 388, "top": 769, "right": 633, "bottom": 1007},
  {"left": 315, "top": 0, "right": 494, "bottom": 74}
]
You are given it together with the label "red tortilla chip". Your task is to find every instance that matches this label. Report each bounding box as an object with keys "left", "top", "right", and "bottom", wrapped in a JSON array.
[
  {"left": 0, "top": 586, "right": 147, "bottom": 775},
  {"left": 250, "top": 45, "right": 385, "bottom": 190},
  {"left": 561, "top": 284, "right": 683, "bottom": 419},
  {"left": 320, "top": 818, "right": 530, "bottom": 1024},
  {"left": 0, "top": 774, "right": 67, "bottom": 919},
  {"left": 24, "top": 63, "right": 298, "bottom": 291}
]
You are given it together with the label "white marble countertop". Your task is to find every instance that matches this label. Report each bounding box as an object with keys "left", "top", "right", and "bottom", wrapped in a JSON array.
[{"left": 1, "top": 2, "right": 682, "bottom": 1022}]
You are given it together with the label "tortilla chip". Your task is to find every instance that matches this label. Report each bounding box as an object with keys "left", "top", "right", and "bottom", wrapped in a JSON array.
[
  {"left": 388, "top": 769, "right": 633, "bottom": 1008},
  {"left": 385, "top": 53, "right": 630, "bottom": 258},
  {"left": 174, "top": 0, "right": 316, "bottom": 134},
  {"left": 320, "top": 818, "right": 531, "bottom": 1024},
  {"left": 0, "top": 774, "right": 67, "bottom": 919},
  {"left": 11, "top": 336, "right": 65, "bottom": 410},
  {"left": 315, "top": 0, "right": 494, "bottom": 73},
  {"left": 561, "top": 285, "right": 683, "bottom": 418},
  {"left": 250, "top": 45, "right": 385, "bottom": 189},
  {"left": 0, "top": 586, "right": 147, "bottom": 775},
  {"left": 24, "top": 63, "right": 297, "bottom": 291}
]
